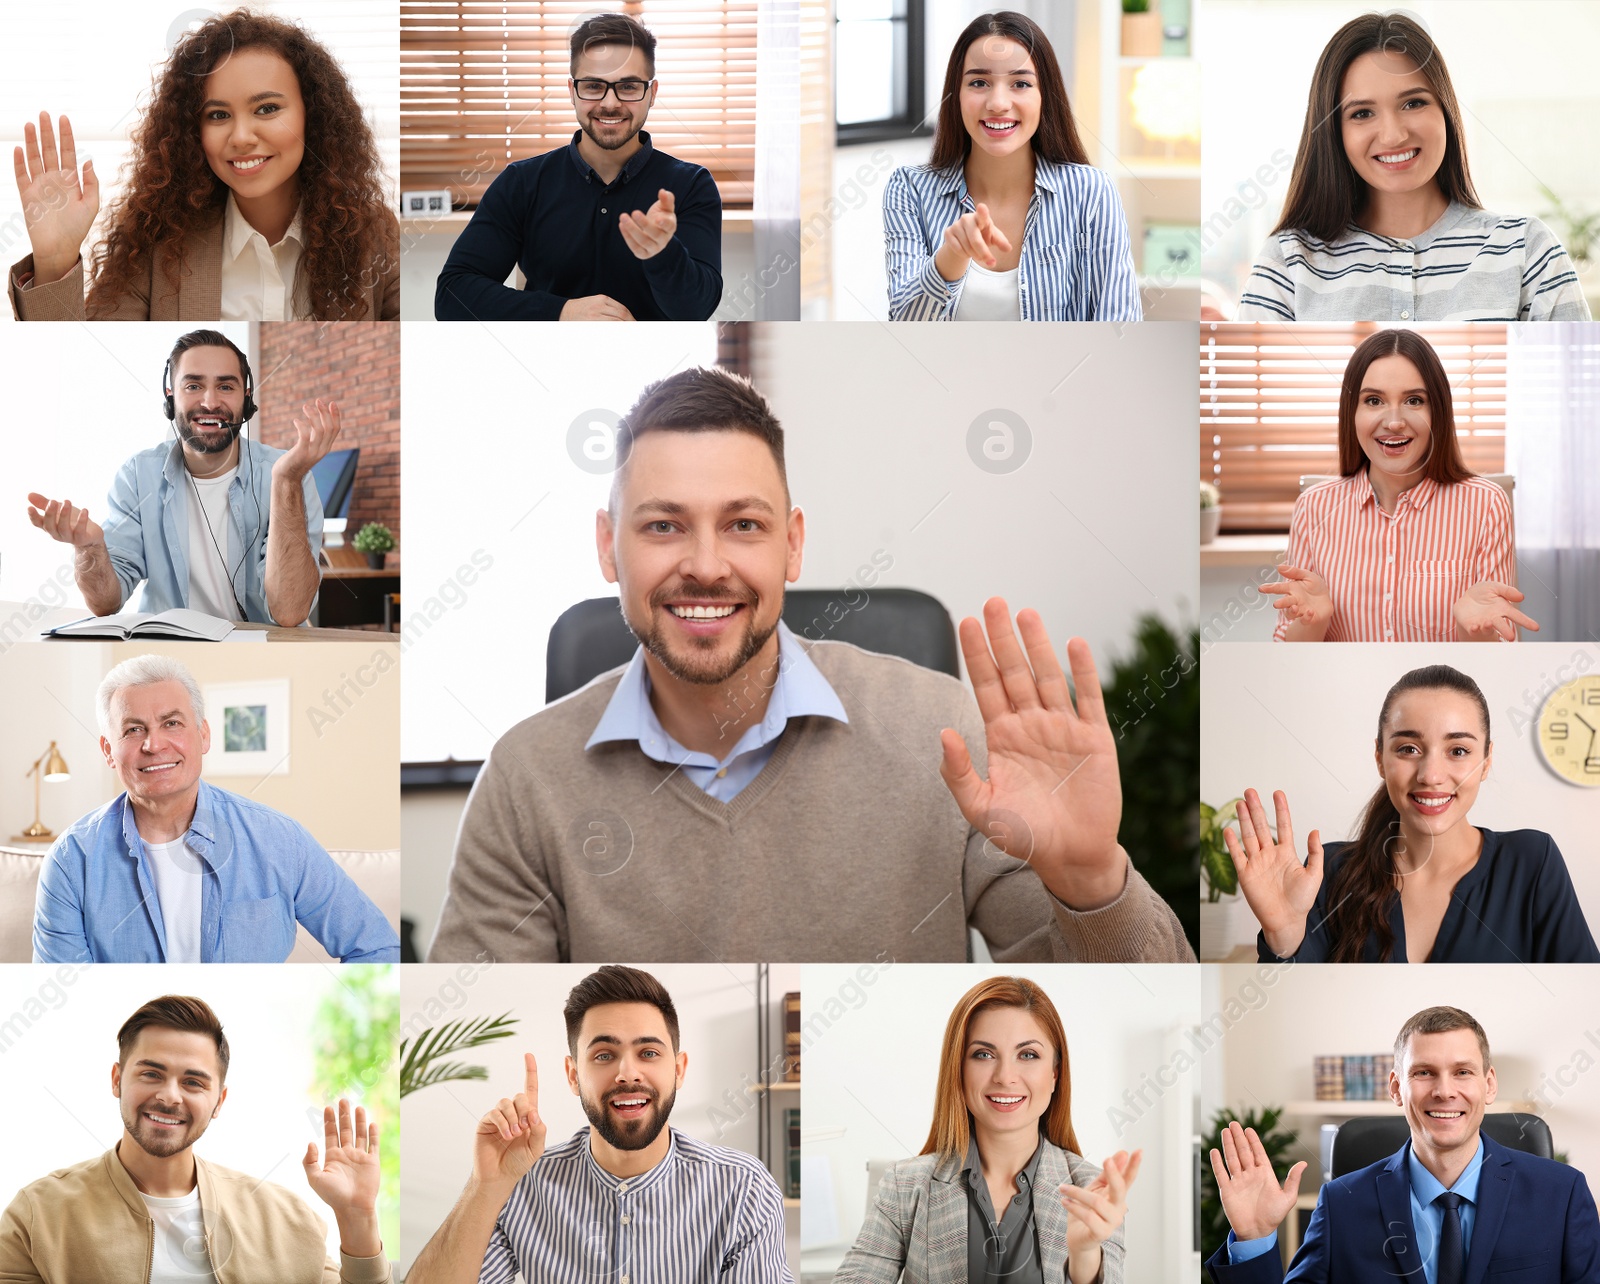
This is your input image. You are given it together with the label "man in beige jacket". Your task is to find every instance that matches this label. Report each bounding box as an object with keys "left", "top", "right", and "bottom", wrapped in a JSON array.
[{"left": 0, "top": 994, "right": 390, "bottom": 1283}]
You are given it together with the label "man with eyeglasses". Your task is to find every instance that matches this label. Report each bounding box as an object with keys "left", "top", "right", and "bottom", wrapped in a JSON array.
[{"left": 435, "top": 13, "right": 723, "bottom": 323}]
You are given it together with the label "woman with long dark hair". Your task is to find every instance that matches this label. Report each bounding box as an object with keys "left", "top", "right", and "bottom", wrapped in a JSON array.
[
  {"left": 1228, "top": 665, "right": 1599, "bottom": 963},
  {"left": 1261, "top": 328, "right": 1538, "bottom": 641},
  {"left": 835, "top": 976, "right": 1137, "bottom": 1283},
  {"left": 10, "top": 9, "right": 398, "bottom": 321},
  {"left": 881, "top": 11, "right": 1139, "bottom": 322},
  {"left": 1237, "top": 12, "right": 1588, "bottom": 322}
]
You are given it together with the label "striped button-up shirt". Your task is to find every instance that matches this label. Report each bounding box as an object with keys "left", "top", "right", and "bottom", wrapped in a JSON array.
[
  {"left": 882, "top": 160, "right": 1141, "bottom": 321},
  {"left": 1273, "top": 471, "right": 1516, "bottom": 642},
  {"left": 1238, "top": 202, "right": 1591, "bottom": 322},
  {"left": 479, "top": 1127, "right": 793, "bottom": 1283}
]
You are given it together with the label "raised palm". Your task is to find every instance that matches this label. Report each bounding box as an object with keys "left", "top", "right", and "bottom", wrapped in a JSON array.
[
  {"left": 1209, "top": 1121, "right": 1307, "bottom": 1241},
  {"left": 1224, "top": 788, "right": 1322, "bottom": 953},
  {"left": 13, "top": 113, "right": 99, "bottom": 281},
  {"left": 303, "top": 1099, "right": 381, "bottom": 1215},
  {"left": 1453, "top": 579, "right": 1538, "bottom": 641},
  {"left": 27, "top": 493, "right": 105, "bottom": 548},
  {"left": 1259, "top": 563, "right": 1331, "bottom": 630},
  {"left": 1059, "top": 1149, "right": 1141, "bottom": 1253},
  {"left": 475, "top": 1053, "right": 548, "bottom": 1188}
]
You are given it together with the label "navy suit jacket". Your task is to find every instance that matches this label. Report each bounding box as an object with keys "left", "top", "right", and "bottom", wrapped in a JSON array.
[{"left": 1205, "top": 1134, "right": 1600, "bottom": 1283}]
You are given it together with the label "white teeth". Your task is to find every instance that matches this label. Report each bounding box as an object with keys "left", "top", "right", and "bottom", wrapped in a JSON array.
[
  {"left": 140, "top": 763, "right": 177, "bottom": 772},
  {"left": 668, "top": 604, "right": 737, "bottom": 620},
  {"left": 988, "top": 1095, "right": 1023, "bottom": 1104},
  {"left": 613, "top": 1098, "right": 648, "bottom": 1107},
  {"left": 1426, "top": 1111, "right": 1463, "bottom": 1117},
  {"left": 984, "top": 120, "right": 1017, "bottom": 130},
  {"left": 231, "top": 157, "right": 267, "bottom": 170},
  {"left": 145, "top": 1113, "right": 183, "bottom": 1124},
  {"left": 1376, "top": 149, "right": 1419, "bottom": 164}
]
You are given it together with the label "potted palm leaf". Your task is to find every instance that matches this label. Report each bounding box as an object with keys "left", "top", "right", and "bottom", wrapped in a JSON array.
[{"left": 400, "top": 1013, "right": 518, "bottom": 1096}]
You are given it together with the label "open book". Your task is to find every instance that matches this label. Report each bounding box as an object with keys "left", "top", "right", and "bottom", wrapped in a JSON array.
[{"left": 43, "top": 609, "right": 236, "bottom": 641}]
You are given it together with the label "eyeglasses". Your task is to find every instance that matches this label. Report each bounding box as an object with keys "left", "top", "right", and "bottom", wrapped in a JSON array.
[{"left": 574, "top": 77, "right": 652, "bottom": 102}]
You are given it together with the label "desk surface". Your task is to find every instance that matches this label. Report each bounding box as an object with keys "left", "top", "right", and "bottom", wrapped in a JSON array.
[{"left": 2, "top": 602, "right": 396, "bottom": 644}]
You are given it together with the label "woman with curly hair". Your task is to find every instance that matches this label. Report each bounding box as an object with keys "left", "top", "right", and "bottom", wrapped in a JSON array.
[{"left": 10, "top": 9, "right": 398, "bottom": 321}]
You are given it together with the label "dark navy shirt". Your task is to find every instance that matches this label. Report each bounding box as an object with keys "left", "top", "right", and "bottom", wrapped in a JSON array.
[
  {"left": 435, "top": 130, "right": 722, "bottom": 322},
  {"left": 1258, "top": 827, "right": 1600, "bottom": 963}
]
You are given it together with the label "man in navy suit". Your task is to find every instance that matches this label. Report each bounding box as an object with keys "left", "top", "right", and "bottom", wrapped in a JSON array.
[{"left": 1206, "top": 1005, "right": 1600, "bottom": 1282}]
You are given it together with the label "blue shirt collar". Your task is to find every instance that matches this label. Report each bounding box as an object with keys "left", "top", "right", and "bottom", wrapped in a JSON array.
[
  {"left": 585, "top": 619, "right": 848, "bottom": 764},
  {"left": 116, "top": 778, "right": 220, "bottom": 862},
  {"left": 1406, "top": 1135, "right": 1485, "bottom": 1208},
  {"left": 580, "top": 1125, "right": 679, "bottom": 1195},
  {"left": 565, "top": 129, "right": 656, "bottom": 185}
]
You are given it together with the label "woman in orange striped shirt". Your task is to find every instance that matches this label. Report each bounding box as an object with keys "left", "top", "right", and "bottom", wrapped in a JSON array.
[{"left": 1261, "top": 329, "right": 1538, "bottom": 642}]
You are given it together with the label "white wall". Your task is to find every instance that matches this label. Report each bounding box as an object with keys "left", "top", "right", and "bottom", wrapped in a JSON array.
[
  {"left": 1201, "top": 643, "right": 1600, "bottom": 954},
  {"left": 801, "top": 963, "right": 1199, "bottom": 1284},
  {"left": 399, "top": 962, "right": 801, "bottom": 1279}
]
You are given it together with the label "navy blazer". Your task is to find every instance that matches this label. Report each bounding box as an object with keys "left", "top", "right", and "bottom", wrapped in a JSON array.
[{"left": 1205, "top": 1133, "right": 1600, "bottom": 1282}]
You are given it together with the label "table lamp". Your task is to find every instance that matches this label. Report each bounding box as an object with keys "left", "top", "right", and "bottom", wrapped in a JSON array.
[{"left": 15, "top": 742, "right": 70, "bottom": 841}]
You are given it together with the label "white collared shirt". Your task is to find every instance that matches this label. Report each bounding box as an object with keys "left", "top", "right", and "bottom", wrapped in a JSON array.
[{"left": 220, "top": 192, "right": 307, "bottom": 321}]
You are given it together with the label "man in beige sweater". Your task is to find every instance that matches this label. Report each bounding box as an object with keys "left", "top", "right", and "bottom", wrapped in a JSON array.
[
  {"left": 429, "top": 366, "right": 1194, "bottom": 964},
  {"left": 0, "top": 994, "right": 390, "bottom": 1283}
]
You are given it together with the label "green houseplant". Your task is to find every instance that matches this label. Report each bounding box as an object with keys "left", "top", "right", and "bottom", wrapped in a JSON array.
[
  {"left": 1201, "top": 480, "right": 1221, "bottom": 545},
  {"left": 352, "top": 521, "right": 396, "bottom": 570},
  {"left": 1200, "top": 797, "right": 1246, "bottom": 960},
  {"left": 1201, "top": 1105, "right": 1303, "bottom": 1269},
  {"left": 1121, "top": 0, "right": 1162, "bottom": 55},
  {"left": 399, "top": 1013, "right": 518, "bottom": 1097}
]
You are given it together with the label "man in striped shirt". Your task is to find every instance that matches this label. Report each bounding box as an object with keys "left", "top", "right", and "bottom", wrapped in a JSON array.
[{"left": 409, "top": 966, "right": 792, "bottom": 1284}]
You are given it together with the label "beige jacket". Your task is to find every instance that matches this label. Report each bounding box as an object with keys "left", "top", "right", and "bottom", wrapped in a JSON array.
[
  {"left": 0, "top": 1148, "right": 391, "bottom": 1284},
  {"left": 7, "top": 209, "right": 399, "bottom": 321}
]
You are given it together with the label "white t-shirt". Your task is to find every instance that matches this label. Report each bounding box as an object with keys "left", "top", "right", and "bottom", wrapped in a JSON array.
[
  {"left": 185, "top": 465, "right": 242, "bottom": 621},
  {"left": 139, "top": 1187, "right": 219, "bottom": 1284},
  {"left": 146, "top": 837, "right": 204, "bottom": 964},
  {"left": 954, "top": 259, "right": 1022, "bottom": 321}
]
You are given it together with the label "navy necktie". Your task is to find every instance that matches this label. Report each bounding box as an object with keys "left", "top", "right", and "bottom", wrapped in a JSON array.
[{"left": 1436, "top": 1191, "right": 1465, "bottom": 1284}]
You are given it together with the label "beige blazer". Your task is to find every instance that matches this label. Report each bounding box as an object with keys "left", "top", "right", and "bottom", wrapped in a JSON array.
[
  {"left": 834, "top": 1142, "right": 1126, "bottom": 1283},
  {"left": 8, "top": 209, "right": 399, "bottom": 321}
]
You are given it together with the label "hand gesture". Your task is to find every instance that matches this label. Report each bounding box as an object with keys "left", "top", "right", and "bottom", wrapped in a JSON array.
[
  {"left": 559, "top": 294, "right": 635, "bottom": 321},
  {"left": 618, "top": 188, "right": 676, "bottom": 260},
  {"left": 938, "top": 202, "right": 1013, "bottom": 277},
  {"left": 474, "top": 1053, "right": 548, "bottom": 1190},
  {"left": 1225, "top": 788, "right": 1322, "bottom": 958},
  {"left": 1453, "top": 580, "right": 1538, "bottom": 642},
  {"left": 940, "top": 599, "right": 1124, "bottom": 907},
  {"left": 27, "top": 492, "right": 105, "bottom": 548},
  {"left": 1259, "top": 563, "right": 1332, "bottom": 633},
  {"left": 13, "top": 113, "right": 99, "bottom": 285},
  {"left": 1208, "top": 1121, "right": 1307, "bottom": 1242},
  {"left": 273, "top": 399, "right": 343, "bottom": 484},
  {"left": 302, "top": 1099, "right": 381, "bottom": 1216},
  {"left": 1059, "top": 1149, "right": 1141, "bottom": 1252}
]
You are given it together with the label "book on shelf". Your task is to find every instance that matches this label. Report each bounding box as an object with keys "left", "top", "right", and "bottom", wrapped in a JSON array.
[
  {"left": 1314, "top": 1056, "right": 1344, "bottom": 1100},
  {"left": 1371, "top": 1052, "right": 1393, "bottom": 1100},
  {"left": 783, "top": 1106, "right": 800, "bottom": 1199},
  {"left": 783, "top": 991, "right": 800, "bottom": 1082},
  {"left": 1342, "top": 1054, "right": 1374, "bottom": 1101}
]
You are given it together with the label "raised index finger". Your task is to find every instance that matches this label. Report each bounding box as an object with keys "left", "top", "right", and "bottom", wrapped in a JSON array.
[{"left": 524, "top": 1052, "right": 539, "bottom": 1103}]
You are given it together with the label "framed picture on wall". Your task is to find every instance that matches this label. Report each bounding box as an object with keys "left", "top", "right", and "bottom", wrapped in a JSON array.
[{"left": 202, "top": 679, "right": 290, "bottom": 776}]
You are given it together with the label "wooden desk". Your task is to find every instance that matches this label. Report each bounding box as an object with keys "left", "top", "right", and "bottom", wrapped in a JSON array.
[
  {"left": 3, "top": 602, "right": 395, "bottom": 644},
  {"left": 319, "top": 560, "right": 401, "bottom": 631}
]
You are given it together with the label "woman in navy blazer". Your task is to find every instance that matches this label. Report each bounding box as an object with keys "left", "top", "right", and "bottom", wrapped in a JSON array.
[
  {"left": 834, "top": 976, "right": 1137, "bottom": 1283},
  {"left": 1226, "top": 664, "right": 1599, "bottom": 963},
  {"left": 881, "top": 11, "right": 1140, "bottom": 322}
]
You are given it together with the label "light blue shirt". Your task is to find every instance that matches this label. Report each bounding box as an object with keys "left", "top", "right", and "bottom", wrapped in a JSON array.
[
  {"left": 102, "top": 436, "right": 322, "bottom": 624},
  {"left": 585, "top": 621, "right": 849, "bottom": 801},
  {"left": 1228, "top": 1137, "right": 1485, "bottom": 1284},
  {"left": 882, "top": 159, "right": 1142, "bottom": 321},
  {"left": 34, "top": 779, "right": 398, "bottom": 963}
]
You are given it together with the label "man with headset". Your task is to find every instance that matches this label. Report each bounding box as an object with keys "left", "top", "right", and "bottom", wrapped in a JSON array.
[{"left": 26, "top": 328, "right": 334, "bottom": 627}]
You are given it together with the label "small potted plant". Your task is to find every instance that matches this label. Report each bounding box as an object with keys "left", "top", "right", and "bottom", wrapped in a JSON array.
[
  {"left": 352, "top": 521, "right": 396, "bottom": 570},
  {"left": 1200, "top": 797, "right": 1245, "bottom": 959},
  {"left": 1121, "top": 0, "right": 1163, "bottom": 57},
  {"left": 1201, "top": 479, "right": 1222, "bottom": 544}
]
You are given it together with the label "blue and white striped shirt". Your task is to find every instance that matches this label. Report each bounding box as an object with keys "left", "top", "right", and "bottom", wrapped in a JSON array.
[
  {"left": 882, "top": 160, "right": 1141, "bottom": 321},
  {"left": 480, "top": 1127, "right": 793, "bottom": 1283}
]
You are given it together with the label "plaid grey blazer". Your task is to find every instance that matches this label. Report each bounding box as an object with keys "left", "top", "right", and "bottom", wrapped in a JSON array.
[{"left": 833, "top": 1142, "right": 1126, "bottom": 1283}]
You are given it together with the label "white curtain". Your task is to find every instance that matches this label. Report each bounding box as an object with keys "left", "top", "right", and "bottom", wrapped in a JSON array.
[{"left": 1505, "top": 322, "right": 1600, "bottom": 642}]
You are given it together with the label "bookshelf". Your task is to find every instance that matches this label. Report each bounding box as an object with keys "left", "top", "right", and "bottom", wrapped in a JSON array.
[{"left": 754, "top": 964, "right": 802, "bottom": 1206}]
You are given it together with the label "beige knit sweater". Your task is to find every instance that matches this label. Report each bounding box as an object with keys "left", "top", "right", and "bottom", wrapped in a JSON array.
[{"left": 428, "top": 640, "right": 1194, "bottom": 963}]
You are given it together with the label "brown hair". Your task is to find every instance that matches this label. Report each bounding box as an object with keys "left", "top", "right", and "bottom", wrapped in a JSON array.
[
  {"left": 919, "top": 976, "right": 1080, "bottom": 1160},
  {"left": 1393, "top": 1005, "right": 1492, "bottom": 1072},
  {"left": 564, "top": 965, "right": 681, "bottom": 1054},
  {"left": 117, "top": 995, "right": 231, "bottom": 1080},
  {"left": 928, "top": 12, "right": 1088, "bottom": 172},
  {"left": 1274, "top": 12, "right": 1480, "bottom": 241},
  {"left": 1323, "top": 667, "right": 1491, "bottom": 963},
  {"left": 614, "top": 366, "right": 787, "bottom": 489},
  {"left": 570, "top": 12, "right": 657, "bottom": 78},
  {"left": 1337, "top": 329, "right": 1472, "bottom": 486},
  {"left": 86, "top": 8, "right": 397, "bottom": 321}
]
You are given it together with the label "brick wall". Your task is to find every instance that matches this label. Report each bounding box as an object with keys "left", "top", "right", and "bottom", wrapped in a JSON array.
[{"left": 255, "top": 322, "right": 401, "bottom": 556}]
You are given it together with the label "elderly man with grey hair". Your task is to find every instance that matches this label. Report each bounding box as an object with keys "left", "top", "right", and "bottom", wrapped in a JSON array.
[{"left": 33, "top": 653, "right": 398, "bottom": 963}]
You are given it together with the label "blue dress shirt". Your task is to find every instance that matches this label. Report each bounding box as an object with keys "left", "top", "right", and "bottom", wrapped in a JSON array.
[
  {"left": 435, "top": 130, "right": 723, "bottom": 322},
  {"left": 34, "top": 780, "right": 399, "bottom": 963},
  {"left": 102, "top": 437, "right": 323, "bottom": 625},
  {"left": 585, "top": 621, "right": 849, "bottom": 802},
  {"left": 1229, "top": 1138, "right": 1484, "bottom": 1284}
]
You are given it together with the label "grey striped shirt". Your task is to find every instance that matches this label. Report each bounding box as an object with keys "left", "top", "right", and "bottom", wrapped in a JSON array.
[
  {"left": 1237, "top": 202, "right": 1591, "bottom": 322},
  {"left": 479, "top": 1127, "right": 793, "bottom": 1283}
]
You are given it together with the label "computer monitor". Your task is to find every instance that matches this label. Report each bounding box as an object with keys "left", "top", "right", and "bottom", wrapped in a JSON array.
[{"left": 311, "top": 447, "right": 359, "bottom": 536}]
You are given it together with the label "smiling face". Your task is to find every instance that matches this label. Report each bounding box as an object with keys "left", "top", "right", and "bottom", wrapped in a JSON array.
[
  {"left": 101, "top": 679, "right": 210, "bottom": 807},
  {"left": 1354, "top": 354, "right": 1434, "bottom": 488},
  {"left": 1376, "top": 687, "right": 1490, "bottom": 840},
  {"left": 961, "top": 1006, "right": 1058, "bottom": 1144},
  {"left": 570, "top": 44, "right": 656, "bottom": 152},
  {"left": 199, "top": 46, "right": 306, "bottom": 205},
  {"left": 171, "top": 345, "right": 248, "bottom": 457},
  {"left": 959, "top": 35, "right": 1041, "bottom": 157},
  {"left": 1392, "top": 1027, "right": 1495, "bottom": 1156},
  {"left": 565, "top": 1001, "right": 686, "bottom": 1153},
  {"left": 113, "top": 1027, "right": 226, "bottom": 1159},
  {"left": 599, "top": 429, "right": 803, "bottom": 687},
  {"left": 1339, "top": 49, "right": 1447, "bottom": 197}
]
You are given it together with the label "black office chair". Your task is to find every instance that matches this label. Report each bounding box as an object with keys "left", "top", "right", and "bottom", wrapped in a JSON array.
[
  {"left": 545, "top": 589, "right": 960, "bottom": 703},
  {"left": 1330, "top": 1113, "right": 1553, "bottom": 1178}
]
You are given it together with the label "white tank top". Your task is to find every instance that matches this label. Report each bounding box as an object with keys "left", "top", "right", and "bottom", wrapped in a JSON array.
[
  {"left": 139, "top": 1188, "right": 219, "bottom": 1284},
  {"left": 954, "top": 259, "right": 1022, "bottom": 321}
]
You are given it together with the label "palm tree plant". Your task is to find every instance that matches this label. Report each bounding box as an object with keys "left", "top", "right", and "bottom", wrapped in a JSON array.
[{"left": 400, "top": 1013, "right": 518, "bottom": 1097}]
